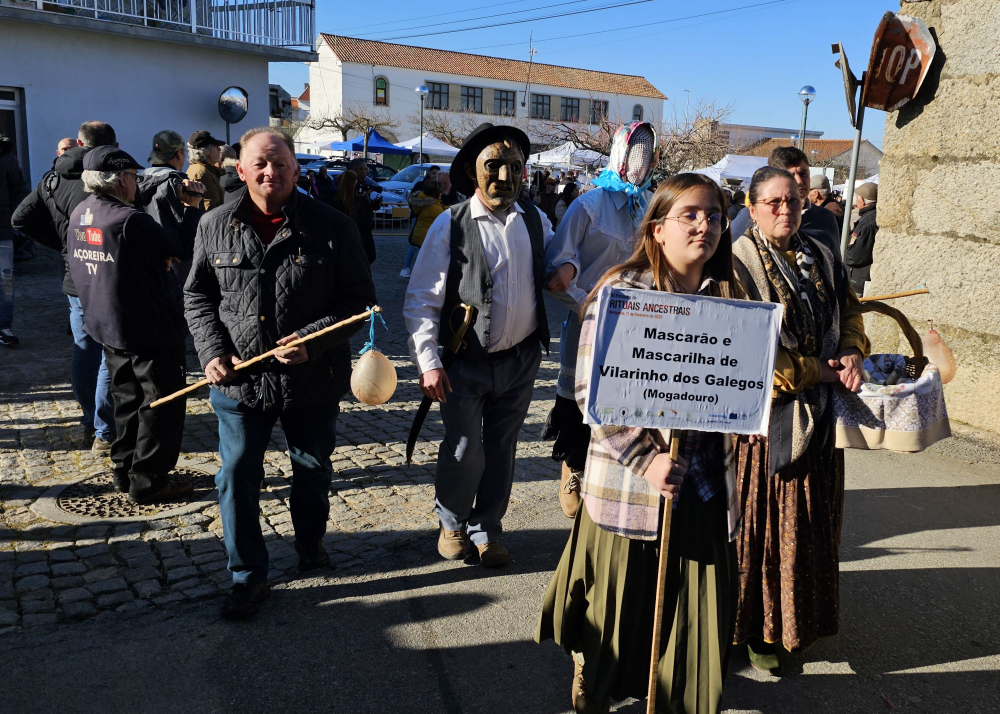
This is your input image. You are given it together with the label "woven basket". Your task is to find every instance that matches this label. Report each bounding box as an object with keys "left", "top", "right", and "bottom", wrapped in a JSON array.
[
  {"left": 834, "top": 301, "right": 949, "bottom": 452},
  {"left": 843, "top": 301, "right": 928, "bottom": 379}
]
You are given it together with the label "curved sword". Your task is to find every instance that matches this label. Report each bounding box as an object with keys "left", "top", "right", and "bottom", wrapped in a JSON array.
[{"left": 406, "top": 303, "right": 477, "bottom": 465}]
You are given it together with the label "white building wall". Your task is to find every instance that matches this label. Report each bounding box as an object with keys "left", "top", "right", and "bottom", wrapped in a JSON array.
[
  {"left": 306, "top": 51, "right": 663, "bottom": 147},
  {"left": 0, "top": 20, "right": 270, "bottom": 184}
]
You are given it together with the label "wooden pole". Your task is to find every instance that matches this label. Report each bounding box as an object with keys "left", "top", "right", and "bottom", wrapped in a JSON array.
[
  {"left": 646, "top": 434, "right": 682, "bottom": 714},
  {"left": 150, "top": 306, "right": 380, "bottom": 409},
  {"left": 859, "top": 288, "right": 929, "bottom": 303}
]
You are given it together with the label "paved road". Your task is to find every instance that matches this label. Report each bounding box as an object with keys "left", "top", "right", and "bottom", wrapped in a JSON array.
[{"left": 1, "top": 234, "right": 997, "bottom": 713}]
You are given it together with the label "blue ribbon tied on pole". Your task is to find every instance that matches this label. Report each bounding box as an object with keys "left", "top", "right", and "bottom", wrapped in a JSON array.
[{"left": 359, "top": 306, "right": 387, "bottom": 355}]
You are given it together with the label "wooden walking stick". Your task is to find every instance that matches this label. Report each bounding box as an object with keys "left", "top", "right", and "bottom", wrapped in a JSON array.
[
  {"left": 647, "top": 433, "right": 682, "bottom": 714},
  {"left": 859, "top": 288, "right": 928, "bottom": 303},
  {"left": 150, "top": 306, "right": 381, "bottom": 408}
]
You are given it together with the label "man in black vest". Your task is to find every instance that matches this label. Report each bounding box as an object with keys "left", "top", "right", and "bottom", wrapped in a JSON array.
[
  {"left": 68, "top": 146, "right": 198, "bottom": 504},
  {"left": 403, "top": 123, "right": 554, "bottom": 568}
]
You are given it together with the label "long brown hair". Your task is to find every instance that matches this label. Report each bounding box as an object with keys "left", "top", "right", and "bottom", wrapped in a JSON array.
[
  {"left": 583, "top": 173, "right": 737, "bottom": 314},
  {"left": 337, "top": 170, "right": 358, "bottom": 217}
]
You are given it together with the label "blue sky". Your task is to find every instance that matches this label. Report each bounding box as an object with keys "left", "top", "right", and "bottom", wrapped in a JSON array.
[{"left": 270, "top": 0, "right": 892, "bottom": 148}]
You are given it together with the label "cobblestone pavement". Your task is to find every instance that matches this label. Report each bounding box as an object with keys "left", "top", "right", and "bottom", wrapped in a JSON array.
[{"left": 0, "top": 233, "right": 566, "bottom": 630}]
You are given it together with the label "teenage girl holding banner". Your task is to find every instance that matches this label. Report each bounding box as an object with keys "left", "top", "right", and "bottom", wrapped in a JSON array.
[{"left": 536, "top": 173, "right": 743, "bottom": 714}]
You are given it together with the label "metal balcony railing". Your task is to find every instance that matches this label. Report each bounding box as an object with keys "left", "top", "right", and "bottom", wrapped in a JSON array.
[{"left": 26, "top": 1, "right": 316, "bottom": 51}]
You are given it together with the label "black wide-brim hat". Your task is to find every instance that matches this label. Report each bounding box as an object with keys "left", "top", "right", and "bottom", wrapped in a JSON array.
[{"left": 450, "top": 123, "right": 531, "bottom": 196}]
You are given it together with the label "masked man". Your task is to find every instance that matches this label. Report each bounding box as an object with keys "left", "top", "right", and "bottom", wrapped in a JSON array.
[
  {"left": 403, "top": 123, "right": 554, "bottom": 568},
  {"left": 543, "top": 122, "right": 658, "bottom": 518}
]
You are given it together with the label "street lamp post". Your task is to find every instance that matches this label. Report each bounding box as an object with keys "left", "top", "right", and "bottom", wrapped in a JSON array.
[
  {"left": 416, "top": 85, "right": 429, "bottom": 164},
  {"left": 798, "top": 85, "right": 816, "bottom": 154}
]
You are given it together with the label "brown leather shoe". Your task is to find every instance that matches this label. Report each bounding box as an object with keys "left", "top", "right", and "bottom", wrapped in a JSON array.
[
  {"left": 437, "top": 525, "right": 468, "bottom": 560},
  {"left": 128, "top": 479, "right": 194, "bottom": 505},
  {"left": 475, "top": 542, "right": 509, "bottom": 568},
  {"left": 559, "top": 462, "right": 583, "bottom": 519}
]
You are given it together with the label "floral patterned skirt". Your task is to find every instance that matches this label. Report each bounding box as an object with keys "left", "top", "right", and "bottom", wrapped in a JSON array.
[{"left": 733, "top": 435, "right": 845, "bottom": 652}]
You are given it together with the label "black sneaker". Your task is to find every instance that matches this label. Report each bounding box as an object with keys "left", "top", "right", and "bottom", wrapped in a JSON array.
[
  {"left": 297, "top": 541, "right": 331, "bottom": 573},
  {"left": 220, "top": 582, "right": 270, "bottom": 621},
  {"left": 0, "top": 329, "right": 18, "bottom": 347}
]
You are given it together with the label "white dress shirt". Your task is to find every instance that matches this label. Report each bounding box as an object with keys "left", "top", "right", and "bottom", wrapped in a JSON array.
[
  {"left": 404, "top": 193, "right": 554, "bottom": 374},
  {"left": 544, "top": 187, "right": 647, "bottom": 312}
]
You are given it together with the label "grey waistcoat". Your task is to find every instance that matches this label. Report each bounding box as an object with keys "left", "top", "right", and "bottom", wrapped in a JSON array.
[{"left": 439, "top": 198, "right": 549, "bottom": 361}]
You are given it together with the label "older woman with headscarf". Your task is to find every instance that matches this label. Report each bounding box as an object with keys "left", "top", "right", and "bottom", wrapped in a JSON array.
[
  {"left": 731, "top": 166, "right": 869, "bottom": 675},
  {"left": 543, "top": 121, "right": 659, "bottom": 519}
]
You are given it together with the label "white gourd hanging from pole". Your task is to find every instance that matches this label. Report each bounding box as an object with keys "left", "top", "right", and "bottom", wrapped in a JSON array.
[{"left": 350, "top": 308, "right": 397, "bottom": 405}]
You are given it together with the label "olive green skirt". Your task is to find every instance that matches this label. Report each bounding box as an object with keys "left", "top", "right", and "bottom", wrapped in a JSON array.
[{"left": 536, "top": 494, "right": 737, "bottom": 714}]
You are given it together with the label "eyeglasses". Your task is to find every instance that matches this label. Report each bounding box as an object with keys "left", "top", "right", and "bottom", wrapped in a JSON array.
[
  {"left": 753, "top": 196, "right": 803, "bottom": 213},
  {"left": 661, "top": 211, "right": 730, "bottom": 234}
]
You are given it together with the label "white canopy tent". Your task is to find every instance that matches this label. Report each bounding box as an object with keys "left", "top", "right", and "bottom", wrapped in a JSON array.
[
  {"left": 296, "top": 133, "right": 349, "bottom": 155},
  {"left": 528, "top": 141, "right": 607, "bottom": 170},
  {"left": 834, "top": 173, "right": 879, "bottom": 194},
  {"left": 692, "top": 155, "right": 768, "bottom": 186},
  {"left": 394, "top": 133, "right": 460, "bottom": 157}
]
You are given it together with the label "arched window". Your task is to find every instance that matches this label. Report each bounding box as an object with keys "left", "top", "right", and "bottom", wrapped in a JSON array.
[
  {"left": 632, "top": 104, "right": 643, "bottom": 121},
  {"left": 374, "top": 77, "right": 388, "bottom": 105}
]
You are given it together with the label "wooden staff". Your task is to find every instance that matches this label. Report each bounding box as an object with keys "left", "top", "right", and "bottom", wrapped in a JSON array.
[
  {"left": 859, "top": 288, "right": 928, "bottom": 303},
  {"left": 150, "top": 306, "right": 380, "bottom": 409},
  {"left": 647, "top": 434, "right": 682, "bottom": 714}
]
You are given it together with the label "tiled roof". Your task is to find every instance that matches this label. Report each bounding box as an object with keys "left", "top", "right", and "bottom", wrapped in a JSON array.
[
  {"left": 320, "top": 34, "right": 667, "bottom": 100},
  {"left": 298, "top": 86, "right": 310, "bottom": 101},
  {"left": 746, "top": 138, "right": 882, "bottom": 163}
]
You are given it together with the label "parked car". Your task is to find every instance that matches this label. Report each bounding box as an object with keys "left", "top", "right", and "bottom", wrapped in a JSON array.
[
  {"left": 300, "top": 159, "right": 394, "bottom": 180},
  {"left": 295, "top": 153, "right": 327, "bottom": 167},
  {"left": 380, "top": 163, "right": 452, "bottom": 201}
]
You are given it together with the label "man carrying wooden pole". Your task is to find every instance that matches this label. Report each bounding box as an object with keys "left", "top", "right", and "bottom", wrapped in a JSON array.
[{"left": 183, "top": 127, "right": 377, "bottom": 620}]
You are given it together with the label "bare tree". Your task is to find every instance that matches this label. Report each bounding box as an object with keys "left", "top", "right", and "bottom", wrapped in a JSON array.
[
  {"left": 300, "top": 112, "right": 355, "bottom": 142},
  {"left": 344, "top": 102, "right": 400, "bottom": 157},
  {"left": 407, "top": 108, "right": 486, "bottom": 150},
  {"left": 653, "top": 100, "right": 741, "bottom": 176}
]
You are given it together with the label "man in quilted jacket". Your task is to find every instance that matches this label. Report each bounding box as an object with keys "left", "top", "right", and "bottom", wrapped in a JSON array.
[{"left": 184, "top": 127, "right": 377, "bottom": 620}]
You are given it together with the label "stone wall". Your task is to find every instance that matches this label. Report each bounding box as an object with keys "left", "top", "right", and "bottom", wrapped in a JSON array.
[{"left": 869, "top": 0, "right": 1000, "bottom": 435}]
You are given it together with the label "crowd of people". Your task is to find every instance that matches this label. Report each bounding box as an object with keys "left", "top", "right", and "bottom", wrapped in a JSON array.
[{"left": 0, "top": 116, "right": 880, "bottom": 712}]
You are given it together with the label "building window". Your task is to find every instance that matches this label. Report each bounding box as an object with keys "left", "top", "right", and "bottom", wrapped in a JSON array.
[
  {"left": 531, "top": 93, "right": 550, "bottom": 120},
  {"left": 461, "top": 86, "right": 483, "bottom": 113},
  {"left": 560, "top": 97, "right": 580, "bottom": 122},
  {"left": 494, "top": 90, "right": 516, "bottom": 116},
  {"left": 632, "top": 104, "right": 643, "bottom": 121},
  {"left": 589, "top": 100, "right": 608, "bottom": 125},
  {"left": 428, "top": 82, "right": 449, "bottom": 110},
  {"left": 374, "top": 77, "right": 388, "bottom": 105}
]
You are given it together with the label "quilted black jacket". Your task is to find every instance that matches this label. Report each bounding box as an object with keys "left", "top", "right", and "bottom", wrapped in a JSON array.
[{"left": 183, "top": 187, "right": 377, "bottom": 412}]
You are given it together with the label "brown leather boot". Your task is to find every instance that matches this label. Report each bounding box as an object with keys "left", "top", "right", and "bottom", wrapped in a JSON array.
[
  {"left": 572, "top": 656, "right": 609, "bottom": 713},
  {"left": 437, "top": 524, "right": 468, "bottom": 561},
  {"left": 559, "top": 462, "right": 583, "bottom": 519},
  {"left": 475, "top": 542, "right": 509, "bottom": 568}
]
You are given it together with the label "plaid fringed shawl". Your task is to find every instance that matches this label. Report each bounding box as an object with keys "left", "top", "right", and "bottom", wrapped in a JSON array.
[{"left": 575, "top": 269, "right": 740, "bottom": 542}]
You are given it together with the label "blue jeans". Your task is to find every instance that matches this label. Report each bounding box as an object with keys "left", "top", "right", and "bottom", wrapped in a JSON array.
[
  {"left": 403, "top": 245, "right": 418, "bottom": 272},
  {"left": 0, "top": 241, "right": 12, "bottom": 330},
  {"left": 67, "top": 296, "right": 115, "bottom": 440},
  {"left": 211, "top": 388, "right": 339, "bottom": 584}
]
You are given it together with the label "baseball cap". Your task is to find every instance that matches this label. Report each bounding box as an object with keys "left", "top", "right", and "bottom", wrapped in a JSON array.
[
  {"left": 810, "top": 174, "right": 831, "bottom": 191},
  {"left": 149, "top": 130, "right": 184, "bottom": 162},
  {"left": 83, "top": 146, "right": 143, "bottom": 172},
  {"left": 188, "top": 130, "right": 225, "bottom": 149},
  {"left": 856, "top": 182, "right": 878, "bottom": 202}
]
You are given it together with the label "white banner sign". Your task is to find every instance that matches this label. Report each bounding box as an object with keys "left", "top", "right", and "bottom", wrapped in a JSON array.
[{"left": 583, "top": 287, "right": 783, "bottom": 435}]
